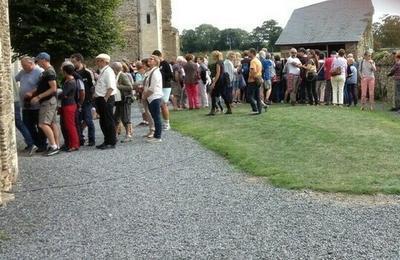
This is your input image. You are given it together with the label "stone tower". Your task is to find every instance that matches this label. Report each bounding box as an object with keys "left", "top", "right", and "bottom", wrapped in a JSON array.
[
  {"left": 114, "top": 0, "right": 180, "bottom": 61},
  {"left": 0, "top": 0, "right": 18, "bottom": 204}
]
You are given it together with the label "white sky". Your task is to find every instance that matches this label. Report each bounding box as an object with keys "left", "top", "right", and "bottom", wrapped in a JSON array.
[{"left": 171, "top": 0, "right": 400, "bottom": 33}]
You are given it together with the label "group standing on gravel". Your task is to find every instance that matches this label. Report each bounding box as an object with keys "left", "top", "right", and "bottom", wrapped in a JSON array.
[{"left": 12, "top": 46, "right": 400, "bottom": 156}]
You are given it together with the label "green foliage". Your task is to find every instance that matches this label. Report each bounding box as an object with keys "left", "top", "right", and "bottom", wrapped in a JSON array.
[
  {"left": 9, "top": 0, "right": 123, "bottom": 63},
  {"left": 171, "top": 105, "right": 400, "bottom": 195},
  {"left": 373, "top": 15, "right": 400, "bottom": 49},
  {"left": 180, "top": 20, "right": 282, "bottom": 53}
]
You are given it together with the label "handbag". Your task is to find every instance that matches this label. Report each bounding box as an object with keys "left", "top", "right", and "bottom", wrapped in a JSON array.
[
  {"left": 255, "top": 75, "right": 264, "bottom": 86},
  {"left": 330, "top": 66, "right": 341, "bottom": 77}
]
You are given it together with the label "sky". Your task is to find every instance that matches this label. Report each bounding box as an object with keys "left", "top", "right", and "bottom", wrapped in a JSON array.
[{"left": 171, "top": 0, "right": 400, "bottom": 33}]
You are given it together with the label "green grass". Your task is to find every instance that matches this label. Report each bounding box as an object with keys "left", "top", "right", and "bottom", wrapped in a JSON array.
[{"left": 171, "top": 104, "right": 400, "bottom": 195}]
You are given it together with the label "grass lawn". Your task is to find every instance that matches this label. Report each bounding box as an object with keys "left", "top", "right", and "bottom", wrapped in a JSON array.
[{"left": 171, "top": 104, "right": 400, "bottom": 195}]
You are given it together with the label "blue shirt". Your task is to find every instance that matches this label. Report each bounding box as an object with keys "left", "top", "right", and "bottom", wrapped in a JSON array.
[
  {"left": 15, "top": 66, "right": 43, "bottom": 109},
  {"left": 260, "top": 58, "right": 273, "bottom": 80},
  {"left": 346, "top": 65, "right": 358, "bottom": 85}
]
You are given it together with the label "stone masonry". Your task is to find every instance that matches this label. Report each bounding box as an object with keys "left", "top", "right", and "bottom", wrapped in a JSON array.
[
  {"left": 113, "top": 0, "right": 180, "bottom": 62},
  {"left": 0, "top": 0, "right": 18, "bottom": 205}
]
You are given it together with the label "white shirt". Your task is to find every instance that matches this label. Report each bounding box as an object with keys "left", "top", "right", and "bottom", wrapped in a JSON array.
[
  {"left": 144, "top": 67, "right": 163, "bottom": 103},
  {"left": 332, "top": 57, "right": 348, "bottom": 76},
  {"left": 95, "top": 65, "right": 117, "bottom": 97},
  {"left": 224, "top": 59, "right": 235, "bottom": 83},
  {"left": 287, "top": 56, "right": 301, "bottom": 75}
]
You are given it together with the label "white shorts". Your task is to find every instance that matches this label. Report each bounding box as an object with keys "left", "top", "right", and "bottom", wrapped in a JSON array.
[{"left": 162, "top": 88, "right": 172, "bottom": 103}]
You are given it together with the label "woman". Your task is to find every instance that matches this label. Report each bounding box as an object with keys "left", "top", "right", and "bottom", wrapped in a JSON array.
[
  {"left": 198, "top": 56, "right": 210, "bottom": 108},
  {"left": 143, "top": 55, "right": 163, "bottom": 143},
  {"left": 111, "top": 62, "right": 134, "bottom": 142},
  {"left": 330, "top": 49, "right": 347, "bottom": 106},
  {"left": 359, "top": 51, "right": 377, "bottom": 110},
  {"left": 139, "top": 59, "right": 156, "bottom": 139},
  {"left": 59, "top": 64, "right": 80, "bottom": 152},
  {"left": 304, "top": 59, "right": 319, "bottom": 105},
  {"left": 207, "top": 51, "right": 232, "bottom": 115},
  {"left": 183, "top": 54, "right": 200, "bottom": 109},
  {"left": 316, "top": 53, "right": 326, "bottom": 104}
]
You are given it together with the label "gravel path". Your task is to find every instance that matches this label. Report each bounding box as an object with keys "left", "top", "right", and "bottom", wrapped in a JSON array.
[{"left": 1, "top": 109, "right": 400, "bottom": 259}]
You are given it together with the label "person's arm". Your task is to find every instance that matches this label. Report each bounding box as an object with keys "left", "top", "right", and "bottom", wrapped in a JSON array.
[
  {"left": 117, "top": 74, "right": 133, "bottom": 92},
  {"left": 210, "top": 64, "right": 221, "bottom": 89},
  {"left": 388, "top": 64, "right": 397, "bottom": 77},
  {"left": 31, "top": 80, "right": 57, "bottom": 104},
  {"left": 104, "top": 70, "right": 116, "bottom": 102}
]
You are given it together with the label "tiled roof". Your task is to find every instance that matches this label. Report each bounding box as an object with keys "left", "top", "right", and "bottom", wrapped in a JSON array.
[{"left": 276, "top": 0, "right": 374, "bottom": 45}]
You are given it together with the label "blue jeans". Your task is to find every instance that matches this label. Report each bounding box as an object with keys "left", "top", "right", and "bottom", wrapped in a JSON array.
[
  {"left": 247, "top": 82, "right": 262, "bottom": 113},
  {"left": 148, "top": 98, "right": 162, "bottom": 139},
  {"left": 22, "top": 109, "right": 47, "bottom": 149},
  {"left": 80, "top": 103, "right": 95, "bottom": 143},
  {"left": 14, "top": 102, "right": 33, "bottom": 147}
]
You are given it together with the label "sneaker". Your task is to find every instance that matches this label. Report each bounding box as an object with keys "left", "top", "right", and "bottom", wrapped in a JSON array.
[
  {"left": 46, "top": 147, "right": 60, "bottom": 156},
  {"left": 163, "top": 124, "right": 171, "bottom": 130},
  {"left": 28, "top": 145, "right": 38, "bottom": 156},
  {"left": 146, "top": 138, "right": 162, "bottom": 143},
  {"left": 121, "top": 135, "right": 133, "bottom": 143}
]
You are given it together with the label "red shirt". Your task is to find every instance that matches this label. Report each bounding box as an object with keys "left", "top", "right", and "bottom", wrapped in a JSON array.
[{"left": 324, "top": 56, "right": 334, "bottom": 80}]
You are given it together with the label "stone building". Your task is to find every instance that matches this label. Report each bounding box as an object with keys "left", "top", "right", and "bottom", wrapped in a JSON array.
[
  {"left": 275, "top": 0, "right": 374, "bottom": 60},
  {"left": 0, "top": 0, "right": 18, "bottom": 204},
  {"left": 112, "top": 0, "right": 180, "bottom": 62}
]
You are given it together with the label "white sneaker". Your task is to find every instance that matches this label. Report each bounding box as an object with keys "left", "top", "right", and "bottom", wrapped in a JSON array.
[
  {"left": 146, "top": 138, "right": 162, "bottom": 143},
  {"left": 163, "top": 124, "right": 171, "bottom": 130}
]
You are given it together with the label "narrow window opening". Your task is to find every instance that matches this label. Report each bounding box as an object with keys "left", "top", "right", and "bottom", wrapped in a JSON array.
[{"left": 147, "top": 13, "right": 151, "bottom": 24}]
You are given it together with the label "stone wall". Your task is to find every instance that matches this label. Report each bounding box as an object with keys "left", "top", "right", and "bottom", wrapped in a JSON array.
[
  {"left": 113, "top": 0, "right": 180, "bottom": 62},
  {"left": 112, "top": 0, "right": 140, "bottom": 61},
  {"left": 0, "top": 0, "right": 18, "bottom": 205}
]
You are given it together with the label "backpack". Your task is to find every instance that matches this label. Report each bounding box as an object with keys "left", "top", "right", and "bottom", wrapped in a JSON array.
[{"left": 241, "top": 62, "right": 250, "bottom": 78}]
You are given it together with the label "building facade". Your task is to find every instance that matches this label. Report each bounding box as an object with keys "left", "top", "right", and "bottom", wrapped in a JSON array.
[
  {"left": 0, "top": 0, "right": 18, "bottom": 204},
  {"left": 112, "top": 0, "right": 180, "bottom": 61},
  {"left": 276, "top": 0, "right": 374, "bottom": 60}
]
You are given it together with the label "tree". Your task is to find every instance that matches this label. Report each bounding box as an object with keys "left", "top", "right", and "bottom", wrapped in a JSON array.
[
  {"left": 373, "top": 15, "right": 400, "bottom": 49},
  {"left": 181, "top": 29, "right": 198, "bottom": 53},
  {"left": 217, "top": 28, "right": 250, "bottom": 50},
  {"left": 9, "top": 0, "right": 123, "bottom": 67},
  {"left": 194, "top": 24, "right": 220, "bottom": 52},
  {"left": 249, "top": 20, "right": 282, "bottom": 52}
]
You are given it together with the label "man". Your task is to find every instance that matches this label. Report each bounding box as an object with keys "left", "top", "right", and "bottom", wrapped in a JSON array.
[
  {"left": 259, "top": 51, "right": 274, "bottom": 106},
  {"left": 324, "top": 51, "right": 337, "bottom": 105},
  {"left": 297, "top": 48, "right": 308, "bottom": 104},
  {"left": 247, "top": 48, "right": 263, "bottom": 114},
  {"left": 12, "top": 75, "right": 36, "bottom": 155},
  {"left": 285, "top": 48, "right": 302, "bottom": 105},
  {"left": 94, "top": 53, "right": 117, "bottom": 149},
  {"left": 152, "top": 50, "right": 173, "bottom": 130},
  {"left": 70, "top": 53, "right": 96, "bottom": 146},
  {"left": 30, "top": 52, "right": 60, "bottom": 156},
  {"left": 15, "top": 56, "right": 47, "bottom": 153}
]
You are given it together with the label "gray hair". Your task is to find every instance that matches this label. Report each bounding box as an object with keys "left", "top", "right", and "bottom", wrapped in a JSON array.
[
  {"left": 61, "top": 60, "right": 74, "bottom": 69},
  {"left": 176, "top": 56, "right": 187, "bottom": 64},
  {"left": 259, "top": 51, "right": 266, "bottom": 59},
  {"left": 110, "top": 62, "right": 123, "bottom": 73},
  {"left": 20, "top": 56, "right": 35, "bottom": 64},
  {"left": 265, "top": 53, "right": 271, "bottom": 59}
]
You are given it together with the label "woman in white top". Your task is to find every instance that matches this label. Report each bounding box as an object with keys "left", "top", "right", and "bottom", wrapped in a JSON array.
[
  {"left": 142, "top": 55, "right": 163, "bottom": 143},
  {"left": 330, "top": 49, "right": 347, "bottom": 106}
]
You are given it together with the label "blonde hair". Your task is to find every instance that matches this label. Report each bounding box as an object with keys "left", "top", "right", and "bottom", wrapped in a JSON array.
[
  {"left": 211, "top": 50, "right": 223, "bottom": 61},
  {"left": 227, "top": 51, "right": 235, "bottom": 61}
]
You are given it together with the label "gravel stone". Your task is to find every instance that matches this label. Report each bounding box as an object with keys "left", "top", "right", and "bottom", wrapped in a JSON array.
[{"left": 1, "top": 107, "right": 400, "bottom": 259}]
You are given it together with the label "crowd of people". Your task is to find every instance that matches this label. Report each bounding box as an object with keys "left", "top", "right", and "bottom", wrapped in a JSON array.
[{"left": 12, "top": 47, "right": 400, "bottom": 156}]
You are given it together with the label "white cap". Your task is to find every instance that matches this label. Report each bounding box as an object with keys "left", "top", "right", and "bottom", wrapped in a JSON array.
[{"left": 96, "top": 53, "right": 111, "bottom": 63}]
